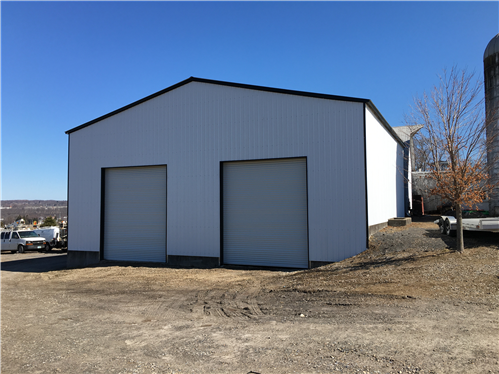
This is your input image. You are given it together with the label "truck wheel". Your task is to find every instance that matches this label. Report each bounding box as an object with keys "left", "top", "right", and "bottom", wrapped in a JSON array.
[
  {"left": 17, "top": 245, "right": 25, "bottom": 254},
  {"left": 45, "top": 244, "right": 51, "bottom": 252}
]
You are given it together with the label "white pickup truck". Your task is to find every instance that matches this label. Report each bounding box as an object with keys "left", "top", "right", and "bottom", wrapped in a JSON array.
[
  {"left": 1, "top": 229, "right": 47, "bottom": 253},
  {"left": 435, "top": 215, "right": 499, "bottom": 236}
]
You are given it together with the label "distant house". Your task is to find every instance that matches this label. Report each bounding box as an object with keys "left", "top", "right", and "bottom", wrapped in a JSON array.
[{"left": 66, "top": 77, "right": 406, "bottom": 269}]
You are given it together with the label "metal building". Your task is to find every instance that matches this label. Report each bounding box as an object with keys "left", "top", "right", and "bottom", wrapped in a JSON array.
[{"left": 66, "top": 77, "right": 405, "bottom": 268}]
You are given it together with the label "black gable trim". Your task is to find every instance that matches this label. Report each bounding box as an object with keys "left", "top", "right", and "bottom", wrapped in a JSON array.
[
  {"left": 365, "top": 101, "right": 405, "bottom": 147},
  {"left": 66, "top": 77, "right": 195, "bottom": 134},
  {"left": 65, "top": 77, "right": 371, "bottom": 134},
  {"left": 191, "top": 77, "right": 369, "bottom": 104}
]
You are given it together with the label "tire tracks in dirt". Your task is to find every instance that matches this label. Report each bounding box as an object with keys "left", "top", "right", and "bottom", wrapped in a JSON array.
[{"left": 192, "top": 287, "right": 265, "bottom": 320}]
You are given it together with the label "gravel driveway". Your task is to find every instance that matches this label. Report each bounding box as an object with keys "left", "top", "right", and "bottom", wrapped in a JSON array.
[{"left": 1, "top": 218, "right": 498, "bottom": 374}]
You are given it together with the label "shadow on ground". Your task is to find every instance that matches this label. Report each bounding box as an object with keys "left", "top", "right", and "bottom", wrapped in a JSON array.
[
  {"left": 423, "top": 229, "right": 499, "bottom": 249},
  {"left": 1, "top": 254, "right": 67, "bottom": 273},
  {"left": 303, "top": 251, "right": 452, "bottom": 277}
]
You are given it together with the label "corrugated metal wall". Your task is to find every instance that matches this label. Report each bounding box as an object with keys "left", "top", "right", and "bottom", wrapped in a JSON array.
[
  {"left": 68, "top": 81, "right": 367, "bottom": 263},
  {"left": 365, "top": 107, "right": 405, "bottom": 226}
]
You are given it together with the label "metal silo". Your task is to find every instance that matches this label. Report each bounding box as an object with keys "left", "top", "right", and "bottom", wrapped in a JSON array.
[{"left": 484, "top": 33, "right": 499, "bottom": 216}]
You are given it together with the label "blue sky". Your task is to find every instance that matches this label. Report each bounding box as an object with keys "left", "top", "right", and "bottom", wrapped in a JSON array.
[{"left": 2, "top": 1, "right": 498, "bottom": 200}]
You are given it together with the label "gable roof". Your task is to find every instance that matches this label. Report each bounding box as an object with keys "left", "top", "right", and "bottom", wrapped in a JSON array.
[{"left": 66, "top": 77, "right": 403, "bottom": 145}]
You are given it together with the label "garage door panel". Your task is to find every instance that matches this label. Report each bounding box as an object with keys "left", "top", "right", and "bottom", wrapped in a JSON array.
[
  {"left": 104, "top": 166, "right": 167, "bottom": 262},
  {"left": 223, "top": 158, "right": 308, "bottom": 268}
]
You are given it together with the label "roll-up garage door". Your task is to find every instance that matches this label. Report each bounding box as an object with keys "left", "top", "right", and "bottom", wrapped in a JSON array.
[
  {"left": 104, "top": 165, "right": 167, "bottom": 262},
  {"left": 223, "top": 158, "right": 308, "bottom": 268}
]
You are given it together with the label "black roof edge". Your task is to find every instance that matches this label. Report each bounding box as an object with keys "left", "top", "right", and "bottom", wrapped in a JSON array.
[
  {"left": 66, "top": 76, "right": 195, "bottom": 134},
  {"left": 66, "top": 76, "right": 375, "bottom": 134},
  {"left": 365, "top": 101, "right": 405, "bottom": 147}
]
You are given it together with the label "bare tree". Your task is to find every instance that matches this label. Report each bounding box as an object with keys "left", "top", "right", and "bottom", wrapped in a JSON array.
[
  {"left": 412, "top": 132, "right": 432, "bottom": 172},
  {"left": 406, "top": 67, "right": 497, "bottom": 252}
]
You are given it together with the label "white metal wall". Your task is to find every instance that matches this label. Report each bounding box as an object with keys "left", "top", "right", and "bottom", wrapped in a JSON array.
[
  {"left": 68, "top": 81, "right": 367, "bottom": 263},
  {"left": 365, "top": 107, "right": 405, "bottom": 226},
  {"left": 408, "top": 150, "right": 413, "bottom": 210}
]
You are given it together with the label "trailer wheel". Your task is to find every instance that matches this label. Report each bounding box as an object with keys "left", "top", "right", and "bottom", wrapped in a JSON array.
[
  {"left": 439, "top": 218, "right": 445, "bottom": 234},
  {"left": 444, "top": 219, "right": 456, "bottom": 237}
]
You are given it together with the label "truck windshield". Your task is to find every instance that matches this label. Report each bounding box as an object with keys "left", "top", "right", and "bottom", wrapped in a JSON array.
[{"left": 19, "top": 231, "right": 40, "bottom": 238}]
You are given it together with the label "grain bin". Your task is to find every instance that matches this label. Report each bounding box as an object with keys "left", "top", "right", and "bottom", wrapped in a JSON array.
[{"left": 484, "top": 33, "right": 499, "bottom": 216}]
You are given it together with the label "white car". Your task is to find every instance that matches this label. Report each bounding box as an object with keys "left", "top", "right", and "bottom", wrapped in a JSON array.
[{"left": 1, "top": 230, "right": 47, "bottom": 253}]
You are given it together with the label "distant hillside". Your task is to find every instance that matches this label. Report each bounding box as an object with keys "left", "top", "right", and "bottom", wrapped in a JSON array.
[{"left": 1, "top": 200, "right": 68, "bottom": 225}]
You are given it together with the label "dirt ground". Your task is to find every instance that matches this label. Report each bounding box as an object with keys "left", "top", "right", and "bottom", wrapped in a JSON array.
[{"left": 1, "top": 217, "right": 498, "bottom": 374}]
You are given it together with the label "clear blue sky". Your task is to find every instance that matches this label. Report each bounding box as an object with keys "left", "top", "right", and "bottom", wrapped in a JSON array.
[{"left": 2, "top": 1, "right": 498, "bottom": 200}]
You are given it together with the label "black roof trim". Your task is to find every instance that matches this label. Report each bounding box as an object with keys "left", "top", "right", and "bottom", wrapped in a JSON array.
[
  {"left": 66, "top": 77, "right": 372, "bottom": 134},
  {"left": 365, "top": 101, "right": 405, "bottom": 147}
]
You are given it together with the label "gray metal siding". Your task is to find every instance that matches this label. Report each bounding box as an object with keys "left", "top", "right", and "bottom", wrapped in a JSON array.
[
  {"left": 223, "top": 158, "right": 308, "bottom": 268},
  {"left": 68, "top": 81, "right": 367, "bottom": 263},
  {"left": 104, "top": 166, "right": 167, "bottom": 262}
]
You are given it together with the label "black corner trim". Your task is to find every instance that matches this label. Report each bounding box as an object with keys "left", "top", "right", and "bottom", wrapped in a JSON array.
[
  {"left": 100, "top": 168, "right": 106, "bottom": 261},
  {"left": 67, "top": 134, "right": 70, "bottom": 250},
  {"left": 219, "top": 161, "right": 224, "bottom": 266},
  {"left": 363, "top": 103, "right": 369, "bottom": 249}
]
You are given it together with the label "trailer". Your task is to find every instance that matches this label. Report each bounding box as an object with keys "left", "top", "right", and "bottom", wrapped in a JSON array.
[{"left": 435, "top": 215, "right": 499, "bottom": 236}]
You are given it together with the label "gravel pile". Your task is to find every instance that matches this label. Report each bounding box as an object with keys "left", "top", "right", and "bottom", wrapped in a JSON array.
[
  {"left": 368, "top": 216, "right": 498, "bottom": 258},
  {"left": 368, "top": 220, "right": 450, "bottom": 256}
]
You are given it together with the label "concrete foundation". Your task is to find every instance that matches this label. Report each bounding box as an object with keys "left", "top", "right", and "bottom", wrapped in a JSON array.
[
  {"left": 368, "top": 221, "right": 388, "bottom": 236},
  {"left": 168, "top": 255, "right": 220, "bottom": 268},
  {"left": 310, "top": 261, "right": 334, "bottom": 269},
  {"left": 67, "top": 250, "right": 101, "bottom": 268},
  {"left": 388, "top": 217, "right": 412, "bottom": 227}
]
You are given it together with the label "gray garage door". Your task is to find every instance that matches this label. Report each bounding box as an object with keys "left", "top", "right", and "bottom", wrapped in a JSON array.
[
  {"left": 222, "top": 158, "right": 308, "bottom": 268},
  {"left": 104, "top": 165, "right": 167, "bottom": 262}
]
